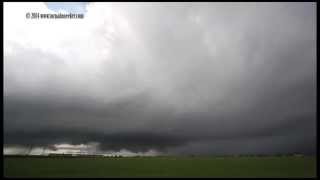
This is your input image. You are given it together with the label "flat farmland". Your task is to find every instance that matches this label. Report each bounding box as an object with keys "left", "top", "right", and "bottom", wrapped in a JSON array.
[{"left": 4, "top": 156, "right": 316, "bottom": 178}]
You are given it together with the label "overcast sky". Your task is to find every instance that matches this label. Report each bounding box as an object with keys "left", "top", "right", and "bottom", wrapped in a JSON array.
[{"left": 4, "top": 2, "right": 316, "bottom": 155}]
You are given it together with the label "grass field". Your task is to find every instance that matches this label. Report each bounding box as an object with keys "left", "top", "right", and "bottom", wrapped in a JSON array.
[{"left": 4, "top": 156, "right": 316, "bottom": 178}]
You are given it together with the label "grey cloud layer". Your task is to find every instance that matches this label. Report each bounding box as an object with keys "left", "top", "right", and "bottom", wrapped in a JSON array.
[{"left": 4, "top": 3, "right": 316, "bottom": 154}]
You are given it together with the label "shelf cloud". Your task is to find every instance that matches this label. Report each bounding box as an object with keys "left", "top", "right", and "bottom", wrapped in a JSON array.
[{"left": 4, "top": 2, "right": 316, "bottom": 155}]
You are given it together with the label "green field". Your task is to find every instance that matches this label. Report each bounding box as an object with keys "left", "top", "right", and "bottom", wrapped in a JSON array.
[{"left": 4, "top": 156, "right": 316, "bottom": 178}]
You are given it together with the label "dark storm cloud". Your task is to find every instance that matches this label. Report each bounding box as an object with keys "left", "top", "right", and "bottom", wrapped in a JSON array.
[{"left": 4, "top": 2, "right": 316, "bottom": 154}]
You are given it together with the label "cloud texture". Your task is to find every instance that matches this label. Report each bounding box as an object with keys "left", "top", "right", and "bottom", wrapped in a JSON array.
[{"left": 4, "top": 2, "right": 316, "bottom": 155}]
